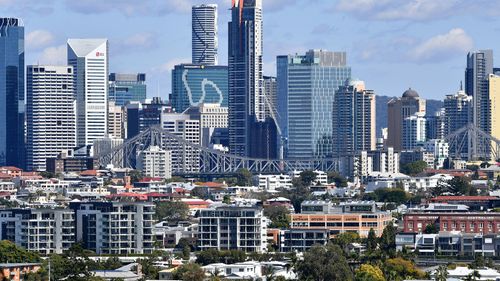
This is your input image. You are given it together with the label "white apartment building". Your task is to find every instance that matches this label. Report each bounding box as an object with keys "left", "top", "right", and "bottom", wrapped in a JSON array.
[
  {"left": 291, "top": 170, "right": 328, "bottom": 185},
  {"left": 366, "top": 173, "right": 453, "bottom": 193},
  {"left": 136, "top": 146, "right": 172, "bottom": 179},
  {"left": 161, "top": 110, "right": 200, "bottom": 173},
  {"left": 424, "top": 139, "right": 450, "bottom": 169},
  {"left": 70, "top": 201, "right": 155, "bottom": 255},
  {"left": 255, "top": 174, "right": 292, "bottom": 191},
  {"left": 26, "top": 65, "right": 76, "bottom": 171},
  {"left": 402, "top": 112, "right": 427, "bottom": 150},
  {"left": 198, "top": 203, "right": 268, "bottom": 253},
  {"left": 67, "top": 38, "right": 108, "bottom": 146},
  {"left": 0, "top": 208, "right": 75, "bottom": 254},
  {"left": 108, "top": 101, "right": 125, "bottom": 139}
]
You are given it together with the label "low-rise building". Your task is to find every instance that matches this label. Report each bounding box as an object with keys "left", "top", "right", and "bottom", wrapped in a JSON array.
[
  {"left": 290, "top": 201, "right": 392, "bottom": 238},
  {"left": 403, "top": 212, "right": 500, "bottom": 234},
  {"left": 0, "top": 263, "right": 41, "bottom": 281},
  {"left": 254, "top": 174, "right": 292, "bottom": 191},
  {"left": 279, "top": 229, "right": 329, "bottom": 252}
]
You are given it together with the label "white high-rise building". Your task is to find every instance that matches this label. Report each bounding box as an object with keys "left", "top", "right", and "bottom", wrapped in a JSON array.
[
  {"left": 136, "top": 146, "right": 172, "bottom": 179},
  {"left": 26, "top": 65, "right": 76, "bottom": 171},
  {"left": 108, "top": 101, "right": 125, "bottom": 139},
  {"left": 67, "top": 39, "right": 109, "bottom": 146},
  {"left": 192, "top": 4, "right": 218, "bottom": 65},
  {"left": 402, "top": 112, "right": 427, "bottom": 150}
]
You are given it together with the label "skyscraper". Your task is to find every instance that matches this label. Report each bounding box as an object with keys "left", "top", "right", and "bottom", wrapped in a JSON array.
[
  {"left": 171, "top": 64, "right": 228, "bottom": 112},
  {"left": 332, "top": 79, "right": 376, "bottom": 157},
  {"left": 277, "top": 50, "right": 351, "bottom": 159},
  {"left": 108, "top": 73, "right": 146, "bottom": 106},
  {"left": 192, "top": 4, "right": 218, "bottom": 65},
  {"left": 67, "top": 38, "right": 109, "bottom": 147},
  {"left": 0, "top": 18, "right": 25, "bottom": 167},
  {"left": 465, "top": 50, "right": 493, "bottom": 132},
  {"left": 444, "top": 89, "right": 473, "bottom": 158},
  {"left": 488, "top": 74, "right": 500, "bottom": 158},
  {"left": 387, "top": 88, "right": 426, "bottom": 151},
  {"left": 402, "top": 112, "right": 426, "bottom": 150},
  {"left": 228, "top": 0, "right": 273, "bottom": 158},
  {"left": 26, "top": 65, "right": 76, "bottom": 171}
]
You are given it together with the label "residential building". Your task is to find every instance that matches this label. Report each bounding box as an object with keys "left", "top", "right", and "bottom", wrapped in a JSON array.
[
  {"left": 160, "top": 109, "right": 200, "bottom": 173},
  {"left": 277, "top": 50, "right": 351, "bottom": 158},
  {"left": 399, "top": 149, "right": 434, "bottom": 168},
  {"left": 291, "top": 170, "right": 328, "bottom": 185},
  {"left": 198, "top": 203, "right": 268, "bottom": 252},
  {"left": 402, "top": 112, "right": 426, "bottom": 150},
  {"left": 466, "top": 50, "right": 493, "bottom": 134},
  {"left": 70, "top": 201, "right": 155, "bottom": 255},
  {"left": 136, "top": 146, "right": 172, "bottom": 179},
  {"left": 332, "top": 79, "right": 376, "bottom": 157},
  {"left": 67, "top": 39, "right": 109, "bottom": 146},
  {"left": 369, "top": 147, "right": 399, "bottom": 174},
  {"left": 279, "top": 229, "right": 329, "bottom": 252},
  {"left": 192, "top": 4, "right": 218, "bottom": 65},
  {"left": 0, "top": 208, "right": 75, "bottom": 254},
  {"left": 202, "top": 262, "right": 263, "bottom": 280},
  {"left": 290, "top": 201, "right": 392, "bottom": 238},
  {"left": 254, "top": 174, "right": 292, "bottom": 191},
  {"left": 387, "top": 88, "right": 426, "bottom": 151},
  {"left": 107, "top": 101, "right": 125, "bottom": 139},
  {"left": 26, "top": 65, "right": 76, "bottom": 171},
  {"left": 108, "top": 73, "right": 146, "bottom": 106},
  {"left": 424, "top": 139, "right": 449, "bottom": 169},
  {"left": 125, "top": 97, "right": 168, "bottom": 139},
  {"left": 0, "top": 18, "right": 25, "bottom": 168},
  {"left": 171, "top": 64, "right": 228, "bottom": 112},
  {"left": 46, "top": 149, "right": 97, "bottom": 173},
  {"left": 229, "top": 0, "right": 276, "bottom": 158}
]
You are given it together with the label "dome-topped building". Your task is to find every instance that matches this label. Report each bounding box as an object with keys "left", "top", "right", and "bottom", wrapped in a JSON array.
[{"left": 402, "top": 88, "right": 419, "bottom": 98}]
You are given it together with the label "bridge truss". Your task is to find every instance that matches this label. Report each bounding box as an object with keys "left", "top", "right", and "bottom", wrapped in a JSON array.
[
  {"left": 445, "top": 123, "right": 500, "bottom": 161},
  {"left": 97, "top": 126, "right": 339, "bottom": 175}
]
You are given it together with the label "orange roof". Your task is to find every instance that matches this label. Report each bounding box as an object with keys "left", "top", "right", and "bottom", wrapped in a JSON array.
[
  {"left": 201, "top": 182, "right": 225, "bottom": 188},
  {"left": 140, "top": 177, "right": 163, "bottom": 182},
  {"left": 182, "top": 200, "right": 210, "bottom": 206},
  {"left": 145, "top": 192, "right": 173, "bottom": 197},
  {"left": 432, "top": 196, "right": 499, "bottom": 201},
  {"left": 0, "top": 173, "right": 12, "bottom": 179},
  {"left": 0, "top": 166, "right": 22, "bottom": 171},
  {"left": 106, "top": 192, "right": 148, "bottom": 200},
  {"left": 80, "top": 170, "right": 97, "bottom": 176}
]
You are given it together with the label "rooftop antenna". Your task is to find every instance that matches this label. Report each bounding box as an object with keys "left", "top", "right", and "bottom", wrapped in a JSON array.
[{"left": 460, "top": 80, "right": 463, "bottom": 91}]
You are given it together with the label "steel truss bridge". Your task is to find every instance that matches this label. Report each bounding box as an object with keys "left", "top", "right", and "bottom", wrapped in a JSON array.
[
  {"left": 97, "top": 126, "right": 339, "bottom": 175},
  {"left": 445, "top": 123, "right": 500, "bottom": 161}
]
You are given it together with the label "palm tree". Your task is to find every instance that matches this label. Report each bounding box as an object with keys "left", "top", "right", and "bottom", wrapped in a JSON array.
[{"left": 434, "top": 265, "right": 448, "bottom": 281}]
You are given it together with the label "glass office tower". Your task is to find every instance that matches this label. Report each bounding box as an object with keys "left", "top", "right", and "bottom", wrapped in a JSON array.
[
  {"left": 0, "top": 18, "right": 25, "bottom": 167},
  {"left": 109, "top": 73, "right": 146, "bottom": 106},
  {"left": 192, "top": 4, "right": 218, "bottom": 65}
]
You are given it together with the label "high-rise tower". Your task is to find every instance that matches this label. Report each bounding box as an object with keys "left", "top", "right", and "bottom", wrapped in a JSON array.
[
  {"left": 228, "top": 0, "right": 274, "bottom": 158},
  {"left": 0, "top": 18, "right": 25, "bottom": 167},
  {"left": 192, "top": 4, "right": 218, "bottom": 65},
  {"left": 465, "top": 50, "right": 493, "bottom": 132},
  {"left": 67, "top": 39, "right": 109, "bottom": 147}
]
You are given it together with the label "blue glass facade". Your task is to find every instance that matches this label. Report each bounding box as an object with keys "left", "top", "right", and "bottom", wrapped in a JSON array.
[
  {"left": 0, "top": 18, "right": 24, "bottom": 167},
  {"left": 277, "top": 50, "right": 351, "bottom": 159},
  {"left": 108, "top": 73, "right": 146, "bottom": 106},
  {"left": 171, "top": 64, "right": 228, "bottom": 113}
]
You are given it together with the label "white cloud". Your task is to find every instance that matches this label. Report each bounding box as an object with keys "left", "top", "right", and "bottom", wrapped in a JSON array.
[
  {"left": 26, "top": 30, "right": 54, "bottom": 51},
  {"left": 336, "top": 0, "right": 462, "bottom": 21},
  {"left": 409, "top": 28, "right": 473, "bottom": 62},
  {"left": 37, "top": 45, "right": 66, "bottom": 65},
  {"left": 152, "top": 58, "right": 190, "bottom": 73},
  {"left": 111, "top": 32, "right": 158, "bottom": 55}
]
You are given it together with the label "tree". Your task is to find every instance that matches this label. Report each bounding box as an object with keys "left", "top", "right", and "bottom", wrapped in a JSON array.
[
  {"left": 235, "top": 168, "right": 253, "bottom": 186},
  {"left": 129, "top": 169, "right": 143, "bottom": 183},
  {"left": 296, "top": 243, "right": 354, "bottom": 281},
  {"left": 137, "top": 255, "right": 160, "bottom": 280},
  {"left": 182, "top": 245, "right": 191, "bottom": 260},
  {"left": 400, "top": 160, "right": 428, "bottom": 176},
  {"left": 328, "top": 171, "right": 348, "bottom": 187},
  {"left": 222, "top": 195, "right": 231, "bottom": 204},
  {"left": 102, "top": 256, "right": 122, "bottom": 270},
  {"left": 379, "top": 223, "right": 396, "bottom": 257},
  {"left": 363, "top": 188, "right": 410, "bottom": 205},
  {"left": 447, "top": 177, "right": 476, "bottom": 196},
  {"left": 300, "top": 170, "right": 317, "bottom": 186},
  {"left": 173, "top": 263, "right": 206, "bottom": 281},
  {"left": 155, "top": 201, "right": 189, "bottom": 223},
  {"left": 382, "top": 257, "right": 426, "bottom": 281},
  {"left": 465, "top": 270, "right": 481, "bottom": 281},
  {"left": 0, "top": 240, "right": 40, "bottom": 263},
  {"left": 195, "top": 249, "right": 246, "bottom": 266},
  {"left": 355, "top": 264, "right": 385, "bottom": 281},
  {"left": 366, "top": 228, "right": 378, "bottom": 252},
  {"left": 434, "top": 265, "right": 448, "bottom": 281},
  {"left": 470, "top": 254, "right": 485, "bottom": 269},
  {"left": 331, "top": 232, "right": 360, "bottom": 250},
  {"left": 264, "top": 205, "right": 291, "bottom": 229},
  {"left": 424, "top": 224, "right": 438, "bottom": 234}
]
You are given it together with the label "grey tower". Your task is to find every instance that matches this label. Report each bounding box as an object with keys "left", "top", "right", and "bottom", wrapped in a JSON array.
[
  {"left": 465, "top": 50, "right": 493, "bottom": 131},
  {"left": 192, "top": 4, "right": 218, "bottom": 65},
  {"left": 0, "top": 18, "right": 25, "bottom": 168}
]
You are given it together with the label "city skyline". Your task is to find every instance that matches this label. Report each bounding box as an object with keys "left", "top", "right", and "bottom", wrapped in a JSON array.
[{"left": 6, "top": 0, "right": 500, "bottom": 100}]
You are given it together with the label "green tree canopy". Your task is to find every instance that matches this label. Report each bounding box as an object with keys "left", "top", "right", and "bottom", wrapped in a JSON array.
[
  {"left": 300, "top": 170, "right": 317, "bottom": 186},
  {"left": 297, "top": 243, "right": 354, "bottom": 281},
  {"left": 235, "top": 168, "right": 253, "bottom": 186},
  {"left": 0, "top": 240, "right": 40, "bottom": 263},
  {"left": 155, "top": 201, "right": 189, "bottom": 223},
  {"left": 328, "top": 171, "right": 348, "bottom": 187},
  {"left": 382, "top": 257, "right": 426, "bottom": 281},
  {"left": 366, "top": 228, "right": 378, "bottom": 252},
  {"left": 263, "top": 205, "right": 291, "bottom": 229},
  {"left": 355, "top": 264, "right": 385, "bottom": 281},
  {"left": 379, "top": 222, "right": 396, "bottom": 257},
  {"left": 400, "top": 160, "right": 428, "bottom": 176},
  {"left": 432, "top": 176, "right": 477, "bottom": 197},
  {"left": 173, "top": 263, "right": 205, "bottom": 281}
]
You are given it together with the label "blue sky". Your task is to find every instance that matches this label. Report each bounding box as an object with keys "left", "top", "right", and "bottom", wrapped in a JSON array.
[{"left": 4, "top": 0, "right": 500, "bottom": 100}]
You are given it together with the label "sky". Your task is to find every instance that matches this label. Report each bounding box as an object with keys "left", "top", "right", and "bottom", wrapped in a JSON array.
[{"left": 4, "top": 0, "right": 500, "bottom": 100}]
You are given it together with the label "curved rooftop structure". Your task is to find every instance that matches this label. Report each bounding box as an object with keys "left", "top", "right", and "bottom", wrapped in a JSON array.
[{"left": 402, "top": 88, "right": 419, "bottom": 98}]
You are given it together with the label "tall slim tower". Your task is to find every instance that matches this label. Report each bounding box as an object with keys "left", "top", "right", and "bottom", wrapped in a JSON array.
[
  {"left": 0, "top": 18, "right": 25, "bottom": 168},
  {"left": 192, "top": 4, "right": 218, "bottom": 65},
  {"left": 228, "top": 0, "right": 272, "bottom": 158},
  {"left": 465, "top": 50, "right": 493, "bottom": 132},
  {"left": 27, "top": 65, "right": 76, "bottom": 171},
  {"left": 332, "top": 79, "right": 376, "bottom": 157},
  {"left": 67, "top": 39, "right": 109, "bottom": 147}
]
